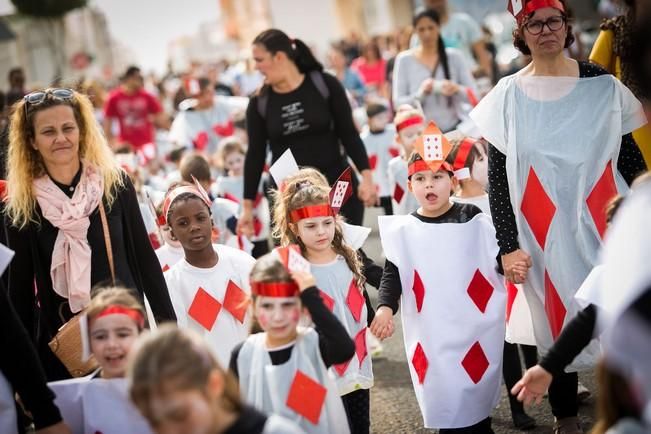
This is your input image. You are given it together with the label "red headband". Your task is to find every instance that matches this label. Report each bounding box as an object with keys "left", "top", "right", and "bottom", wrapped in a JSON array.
[
  {"left": 162, "top": 186, "right": 211, "bottom": 225},
  {"left": 453, "top": 138, "right": 476, "bottom": 170},
  {"left": 289, "top": 203, "right": 334, "bottom": 223},
  {"left": 408, "top": 159, "right": 454, "bottom": 177},
  {"left": 95, "top": 306, "right": 145, "bottom": 328},
  {"left": 251, "top": 281, "right": 300, "bottom": 297},
  {"left": 396, "top": 115, "right": 424, "bottom": 132}
]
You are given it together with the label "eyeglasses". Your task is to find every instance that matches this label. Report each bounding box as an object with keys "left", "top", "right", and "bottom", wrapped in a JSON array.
[
  {"left": 524, "top": 16, "right": 566, "bottom": 35},
  {"left": 23, "top": 88, "right": 74, "bottom": 117}
]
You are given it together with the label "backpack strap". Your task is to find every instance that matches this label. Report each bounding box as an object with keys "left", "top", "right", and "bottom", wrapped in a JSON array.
[
  {"left": 256, "top": 85, "right": 269, "bottom": 119},
  {"left": 256, "top": 71, "right": 330, "bottom": 120}
]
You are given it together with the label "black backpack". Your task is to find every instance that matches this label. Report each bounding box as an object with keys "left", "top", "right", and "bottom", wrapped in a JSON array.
[{"left": 256, "top": 70, "right": 330, "bottom": 119}]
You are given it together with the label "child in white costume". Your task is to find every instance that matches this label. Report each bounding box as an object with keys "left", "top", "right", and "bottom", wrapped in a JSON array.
[
  {"left": 371, "top": 124, "right": 508, "bottom": 431},
  {"left": 229, "top": 251, "right": 353, "bottom": 434},
  {"left": 272, "top": 168, "right": 374, "bottom": 434},
  {"left": 388, "top": 107, "right": 424, "bottom": 215},
  {"left": 162, "top": 184, "right": 255, "bottom": 367}
]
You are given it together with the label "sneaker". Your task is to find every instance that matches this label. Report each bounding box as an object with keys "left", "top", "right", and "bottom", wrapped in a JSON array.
[
  {"left": 577, "top": 382, "right": 591, "bottom": 404},
  {"left": 553, "top": 417, "right": 583, "bottom": 434},
  {"left": 512, "top": 412, "right": 536, "bottom": 430}
]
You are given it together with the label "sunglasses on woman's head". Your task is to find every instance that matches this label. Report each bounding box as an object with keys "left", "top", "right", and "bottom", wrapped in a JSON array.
[{"left": 23, "top": 88, "right": 75, "bottom": 117}]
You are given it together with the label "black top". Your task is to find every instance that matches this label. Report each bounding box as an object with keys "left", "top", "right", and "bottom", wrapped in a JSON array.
[
  {"left": 489, "top": 61, "right": 648, "bottom": 256},
  {"left": 244, "top": 72, "right": 370, "bottom": 199},
  {"left": 5, "top": 172, "right": 176, "bottom": 380},
  {"left": 0, "top": 279, "right": 62, "bottom": 430},
  {"left": 377, "top": 203, "right": 483, "bottom": 313},
  {"left": 223, "top": 405, "right": 270, "bottom": 434},
  {"left": 229, "top": 286, "right": 355, "bottom": 378}
]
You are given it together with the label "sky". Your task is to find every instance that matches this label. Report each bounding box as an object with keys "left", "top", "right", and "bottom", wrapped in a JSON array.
[{"left": 0, "top": 0, "right": 220, "bottom": 74}]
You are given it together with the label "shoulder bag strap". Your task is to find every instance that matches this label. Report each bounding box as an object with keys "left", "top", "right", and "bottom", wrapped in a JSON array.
[{"left": 98, "top": 201, "right": 115, "bottom": 284}]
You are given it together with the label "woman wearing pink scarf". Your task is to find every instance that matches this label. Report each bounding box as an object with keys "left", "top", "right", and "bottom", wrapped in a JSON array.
[{"left": 4, "top": 88, "right": 176, "bottom": 381}]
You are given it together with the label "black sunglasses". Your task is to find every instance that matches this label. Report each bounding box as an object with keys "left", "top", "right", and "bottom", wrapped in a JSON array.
[{"left": 24, "top": 88, "right": 75, "bottom": 117}]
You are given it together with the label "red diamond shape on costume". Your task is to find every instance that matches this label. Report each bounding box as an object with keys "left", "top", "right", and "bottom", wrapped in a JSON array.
[
  {"left": 333, "top": 358, "right": 351, "bottom": 377},
  {"left": 253, "top": 217, "right": 263, "bottom": 237},
  {"left": 355, "top": 328, "right": 368, "bottom": 367},
  {"left": 193, "top": 131, "right": 209, "bottom": 151},
  {"left": 346, "top": 279, "right": 365, "bottom": 322},
  {"left": 544, "top": 271, "right": 566, "bottom": 340},
  {"left": 412, "top": 270, "right": 425, "bottom": 313},
  {"left": 286, "top": 370, "right": 327, "bottom": 425},
  {"left": 213, "top": 121, "right": 234, "bottom": 137},
  {"left": 505, "top": 281, "right": 518, "bottom": 323},
  {"left": 223, "top": 192, "right": 240, "bottom": 204},
  {"left": 520, "top": 167, "right": 556, "bottom": 250},
  {"left": 586, "top": 160, "right": 617, "bottom": 240},
  {"left": 253, "top": 192, "right": 264, "bottom": 208},
  {"left": 162, "top": 264, "right": 170, "bottom": 272},
  {"left": 148, "top": 232, "right": 161, "bottom": 249},
  {"left": 466, "top": 269, "right": 494, "bottom": 313},
  {"left": 369, "top": 154, "right": 378, "bottom": 170},
  {"left": 318, "top": 289, "right": 335, "bottom": 312},
  {"left": 411, "top": 342, "right": 428, "bottom": 384},
  {"left": 393, "top": 183, "right": 405, "bottom": 203},
  {"left": 389, "top": 147, "right": 400, "bottom": 158},
  {"left": 222, "top": 280, "right": 249, "bottom": 323},
  {"left": 188, "top": 287, "right": 222, "bottom": 330},
  {"left": 461, "top": 341, "right": 490, "bottom": 384}
]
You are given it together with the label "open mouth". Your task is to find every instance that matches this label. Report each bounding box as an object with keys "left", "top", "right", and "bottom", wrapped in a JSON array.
[
  {"left": 104, "top": 354, "right": 125, "bottom": 364},
  {"left": 425, "top": 193, "right": 438, "bottom": 202}
]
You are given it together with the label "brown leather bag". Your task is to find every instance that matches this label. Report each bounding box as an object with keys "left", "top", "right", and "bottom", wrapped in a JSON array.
[{"left": 48, "top": 201, "right": 115, "bottom": 377}]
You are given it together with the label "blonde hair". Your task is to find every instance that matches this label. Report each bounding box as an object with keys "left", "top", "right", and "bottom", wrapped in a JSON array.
[
  {"left": 86, "top": 286, "right": 146, "bottom": 329},
  {"left": 5, "top": 89, "right": 124, "bottom": 228},
  {"left": 271, "top": 168, "right": 365, "bottom": 287},
  {"left": 215, "top": 136, "right": 246, "bottom": 172},
  {"left": 129, "top": 325, "right": 242, "bottom": 422},
  {"left": 393, "top": 106, "right": 424, "bottom": 127}
]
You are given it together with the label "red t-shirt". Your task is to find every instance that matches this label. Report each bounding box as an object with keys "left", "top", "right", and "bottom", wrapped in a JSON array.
[
  {"left": 351, "top": 57, "right": 387, "bottom": 87},
  {"left": 104, "top": 88, "right": 162, "bottom": 149}
]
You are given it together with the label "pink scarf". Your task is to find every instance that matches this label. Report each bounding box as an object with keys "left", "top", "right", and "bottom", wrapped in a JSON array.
[{"left": 34, "top": 161, "right": 104, "bottom": 313}]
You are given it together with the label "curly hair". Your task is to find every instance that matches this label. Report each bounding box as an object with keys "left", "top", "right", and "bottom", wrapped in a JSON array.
[
  {"left": 5, "top": 89, "right": 124, "bottom": 228},
  {"left": 271, "top": 168, "right": 365, "bottom": 287},
  {"left": 512, "top": 0, "right": 575, "bottom": 56}
]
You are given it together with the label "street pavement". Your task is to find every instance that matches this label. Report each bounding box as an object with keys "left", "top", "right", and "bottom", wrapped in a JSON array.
[{"left": 360, "top": 208, "right": 596, "bottom": 433}]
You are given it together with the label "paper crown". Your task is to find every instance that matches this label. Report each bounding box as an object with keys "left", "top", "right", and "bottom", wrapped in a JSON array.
[
  {"left": 409, "top": 121, "right": 453, "bottom": 176},
  {"left": 251, "top": 244, "right": 307, "bottom": 297},
  {"left": 396, "top": 114, "right": 424, "bottom": 132},
  {"left": 507, "top": 0, "right": 565, "bottom": 24},
  {"left": 161, "top": 177, "right": 212, "bottom": 226},
  {"left": 449, "top": 137, "right": 478, "bottom": 180},
  {"left": 289, "top": 167, "right": 353, "bottom": 223}
]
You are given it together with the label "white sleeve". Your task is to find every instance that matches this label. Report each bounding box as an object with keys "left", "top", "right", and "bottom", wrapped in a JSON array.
[
  {"left": 615, "top": 79, "right": 647, "bottom": 135},
  {"left": 469, "top": 78, "right": 509, "bottom": 153}
]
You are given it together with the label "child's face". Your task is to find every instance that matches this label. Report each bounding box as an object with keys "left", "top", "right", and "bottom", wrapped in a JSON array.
[
  {"left": 148, "top": 388, "right": 214, "bottom": 434},
  {"left": 89, "top": 313, "right": 140, "bottom": 379},
  {"left": 168, "top": 198, "right": 213, "bottom": 252},
  {"left": 255, "top": 296, "right": 300, "bottom": 345},
  {"left": 408, "top": 169, "right": 454, "bottom": 215},
  {"left": 397, "top": 123, "right": 425, "bottom": 156},
  {"left": 368, "top": 112, "right": 389, "bottom": 131},
  {"left": 224, "top": 151, "right": 245, "bottom": 176},
  {"left": 293, "top": 216, "right": 336, "bottom": 255},
  {"left": 470, "top": 143, "right": 488, "bottom": 189}
]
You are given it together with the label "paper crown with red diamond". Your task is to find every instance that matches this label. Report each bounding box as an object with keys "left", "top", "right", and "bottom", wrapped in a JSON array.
[
  {"left": 250, "top": 245, "right": 307, "bottom": 297},
  {"left": 288, "top": 167, "right": 353, "bottom": 223},
  {"left": 507, "top": 0, "right": 565, "bottom": 25},
  {"left": 409, "top": 121, "right": 454, "bottom": 176}
]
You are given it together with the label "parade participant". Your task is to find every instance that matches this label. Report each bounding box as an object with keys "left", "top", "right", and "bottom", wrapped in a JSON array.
[
  {"left": 371, "top": 122, "right": 509, "bottom": 432},
  {"left": 162, "top": 183, "right": 255, "bottom": 367},
  {"left": 393, "top": 9, "right": 477, "bottom": 132},
  {"left": 168, "top": 77, "right": 248, "bottom": 154},
  {"left": 387, "top": 107, "right": 424, "bottom": 215},
  {"left": 215, "top": 137, "right": 270, "bottom": 258},
  {"left": 103, "top": 66, "right": 169, "bottom": 153},
  {"left": 360, "top": 102, "right": 397, "bottom": 216},
  {"left": 328, "top": 43, "right": 367, "bottom": 107},
  {"left": 470, "top": 1, "right": 647, "bottom": 432},
  {"left": 447, "top": 136, "right": 538, "bottom": 429},
  {"left": 240, "top": 28, "right": 376, "bottom": 230},
  {"left": 130, "top": 325, "right": 305, "bottom": 434},
  {"left": 272, "top": 168, "right": 374, "bottom": 434},
  {"left": 229, "top": 251, "right": 353, "bottom": 434},
  {"left": 5, "top": 88, "right": 176, "bottom": 381},
  {"left": 350, "top": 40, "right": 387, "bottom": 98}
]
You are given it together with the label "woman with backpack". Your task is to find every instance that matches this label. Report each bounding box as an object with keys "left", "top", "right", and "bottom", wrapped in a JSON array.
[{"left": 238, "top": 29, "right": 376, "bottom": 230}]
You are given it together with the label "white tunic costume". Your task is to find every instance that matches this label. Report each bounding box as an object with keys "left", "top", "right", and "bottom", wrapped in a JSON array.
[
  {"left": 387, "top": 156, "right": 420, "bottom": 215},
  {"left": 378, "top": 213, "right": 506, "bottom": 429},
  {"left": 470, "top": 74, "right": 646, "bottom": 370},
  {"left": 360, "top": 125, "right": 398, "bottom": 198},
  {"left": 165, "top": 244, "right": 255, "bottom": 367},
  {"left": 310, "top": 256, "right": 373, "bottom": 395},
  {"left": 48, "top": 377, "right": 152, "bottom": 434},
  {"left": 237, "top": 328, "right": 350, "bottom": 434},
  {"left": 214, "top": 175, "right": 270, "bottom": 243}
]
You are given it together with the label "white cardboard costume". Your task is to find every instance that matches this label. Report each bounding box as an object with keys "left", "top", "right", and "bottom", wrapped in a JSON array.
[
  {"left": 237, "top": 328, "right": 350, "bottom": 434},
  {"left": 155, "top": 242, "right": 184, "bottom": 271},
  {"left": 165, "top": 244, "right": 255, "bottom": 367},
  {"left": 387, "top": 156, "right": 419, "bottom": 215},
  {"left": 214, "top": 175, "right": 270, "bottom": 243},
  {"left": 378, "top": 213, "right": 506, "bottom": 428},
  {"left": 360, "top": 125, "right": 397, "bottom": 198},
  {"left": 470, "top": 74, "right": 646, "bottom": 370},
  {"left": 48, "top": 377, "right": 153, "bottom": 434},
  {"left": 310, "top": 256, "right": 373, "bottom": 395}
]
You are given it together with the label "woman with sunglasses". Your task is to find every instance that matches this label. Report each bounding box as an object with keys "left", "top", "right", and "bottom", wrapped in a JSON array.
[
  {"left": 4, "top": 88, "right": 177, "bottom": 381},
  {"left": 470, "top": 1, "right": 647, "bottom": 433}
]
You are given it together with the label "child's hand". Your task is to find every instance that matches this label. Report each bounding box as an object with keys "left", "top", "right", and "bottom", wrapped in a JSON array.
[
  {"left": 370, "top": 306, "right": 395, "bottom": 340},
  {"left": 511, "top": 261, "right": 530, "bottom": 283},
  {"left": 290, "top": 270, "right": 316, "bottom": 292},
  {"left": 511, "top": 365, "right": 553, "bottom": 407}
]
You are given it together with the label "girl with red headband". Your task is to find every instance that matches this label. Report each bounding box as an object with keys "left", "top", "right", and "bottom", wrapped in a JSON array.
[
  {"left": 447, "top": 137, "right": 490, "bottom": 214},
  {"left": 162, "top": 183, "right": 256, "bottom": 368},
  {"left": 271, "top": 168, "right": 376, "bottom": 434},
  {"left": 229, "top": 251, "right": 354, "bottom": 434}
]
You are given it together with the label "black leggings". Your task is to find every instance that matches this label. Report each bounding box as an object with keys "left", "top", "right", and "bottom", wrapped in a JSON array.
[
  {"left": 502, "top": 342, "right": 537, "bottom": 414},
  {"left": 341, "top": 388, "right": 370, "bottom": 434},
  {"left": 549, "top": 371, "right": 579, "bottom": 419},
  {"left": 439, "top": 417, "right": 494, "bottom": 434}
]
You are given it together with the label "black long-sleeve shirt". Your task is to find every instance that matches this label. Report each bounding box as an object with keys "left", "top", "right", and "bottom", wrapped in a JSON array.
[
  {"left": 244, "top": 71, "right": 370, "bottom": 199},
  {"left": 489, "top": 61, "right": 648, "bottom": 256},
  {"left": 6, "top": 172, "right": 176, "bottom": 380},
  {"left": 229, "top": 286, "right": 355, "bottom": 378},
  {"left": 377, "top": 203, "right": 483, "bottom": 313}
]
